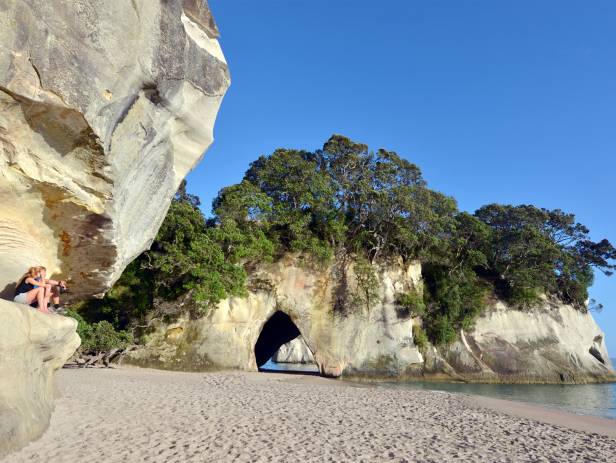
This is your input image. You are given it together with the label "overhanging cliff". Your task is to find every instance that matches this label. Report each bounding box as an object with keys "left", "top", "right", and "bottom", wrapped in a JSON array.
[
  {"left": 0, "top": 0, "right": 230, "bottom": 298},
  {"left": 0, "top": 0, "right": 229, "bottom": 454}
]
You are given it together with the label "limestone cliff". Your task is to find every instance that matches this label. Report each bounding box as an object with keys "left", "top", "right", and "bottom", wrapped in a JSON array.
[
  {"left": 0, "top": 300, "right": 80, "bottom": 457},
  {"left": 126, "top": 257, "right": 615, "bottom": 383},
  {"left": 0, "top": 0, "right": 229, "bottom": 453},
  {"left": 125, "top": 256, "right": 425, "bottom": 377},
  {"left": 426, "top": 301, "right": 615, "bottom": 384},
  {"left": 0, "top": 0, "right": 230, "bottom": 298}
]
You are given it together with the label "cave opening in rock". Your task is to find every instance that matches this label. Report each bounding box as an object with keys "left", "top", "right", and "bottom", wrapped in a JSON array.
[{"left": 254, "top": 311, "right": 318, "bottom": 374}]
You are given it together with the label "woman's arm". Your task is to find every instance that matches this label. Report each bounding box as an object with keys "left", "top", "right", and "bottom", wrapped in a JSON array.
[{"left": 25, "top": 277, "right": 39, "bottom": 285}]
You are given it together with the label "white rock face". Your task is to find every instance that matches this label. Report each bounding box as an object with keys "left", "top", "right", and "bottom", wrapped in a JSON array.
[
  {"left": 0, "top": 0, "right": 230, "bottom": 298},
  {"left": 0, "top": 0, "right": 229, "bottom": 454},
  {"left": 126, "top": 255, "right": 614, "bottom": 383},
  {"left": 125, "top": 256, "right": 425, "bottom": 377},
  {"left": 427, "top": 300, "right": 615, "bottom": 383},
  {"left": 272, "top": 337, "right": 315, "bottom": 364},
  {"left": 0, "top": 300, "right": 80, "bottom": 456}
]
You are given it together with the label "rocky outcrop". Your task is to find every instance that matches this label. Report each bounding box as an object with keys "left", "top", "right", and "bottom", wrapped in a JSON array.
[
  {"left": 424, "top": 301, "right": 615, "bottom": 384},
  {"left": 272, "top": 337, "right": 315, "bottom": 364},
  {"left": 0, "top": 300, "right": 80, "bottom": 457},
  {"left": 0, "top": 0, "right": 229, "bottom": 454},
  {"left": 125, "top": 256, "right": 425, "bottom": 377},
  {"left": 126, "top": 256, "right": 615, "bottom": 383},
  {"left": 0, "top": 0, "right": 230, "bottom": 299}
]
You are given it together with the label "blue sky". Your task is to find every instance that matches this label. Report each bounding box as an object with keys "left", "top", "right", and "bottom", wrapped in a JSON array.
[{"left": 188, "top": 1, "right": 616, "bottom": 353}]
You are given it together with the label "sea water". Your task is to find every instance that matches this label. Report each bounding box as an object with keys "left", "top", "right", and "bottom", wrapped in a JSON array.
[
  {"left": 381, "top": 377, "right": 616, "bottom": 420},
  {"left": 264, "top": 358, "right": 616, "bottom": 420},
  {"left": 381, "top": 358, "right": 616, "bottom": 420},
  {"left": 261, "top": 358, "right": 320, "bottom": 374}
]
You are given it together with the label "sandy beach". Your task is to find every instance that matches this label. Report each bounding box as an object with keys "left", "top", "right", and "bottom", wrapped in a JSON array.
[{"left": 4, "top": 367, "right": 616, "bottom": 463}]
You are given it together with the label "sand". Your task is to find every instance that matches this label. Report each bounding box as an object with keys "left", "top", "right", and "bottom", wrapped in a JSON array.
[{"left": 4, "top": 367, "right": 616, "bottom": 463}]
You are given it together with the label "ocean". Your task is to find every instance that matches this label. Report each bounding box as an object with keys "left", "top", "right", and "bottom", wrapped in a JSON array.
[
  {"left": 381, "top": 378, "right": 616, "bottom": 421},
  {"left": 263, "top": 358, "right": 616, "bottom": 420}
]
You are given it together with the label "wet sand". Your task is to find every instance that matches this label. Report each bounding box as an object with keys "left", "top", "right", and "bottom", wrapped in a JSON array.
[{"left": 4, "top": 367, "right": 616, "bottom": 462}]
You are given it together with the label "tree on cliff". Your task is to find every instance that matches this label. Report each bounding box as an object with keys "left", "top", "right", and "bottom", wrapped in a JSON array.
[
  {"left": 73, "top": 135, "right": 616, "bottom": 347},
  {"left": 219, "top": 134, "right": 458, "bottom": 264},
  {"left": 75, "top": 182, "right": 252, "bottom": 334},
  {"left": 474, "top": 204, "right": 616, "bottom": 308}
]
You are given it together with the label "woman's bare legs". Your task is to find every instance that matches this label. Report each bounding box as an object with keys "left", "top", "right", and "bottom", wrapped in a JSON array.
[
  {"left": 25, "top": 287, "right": 51, "bottom": 313},
  {"left": 44, "top": 284, "right": 52, "bottom": 300}
]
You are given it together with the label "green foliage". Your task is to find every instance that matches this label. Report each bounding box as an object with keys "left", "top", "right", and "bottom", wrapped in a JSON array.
[
  {"left": 397, "top": 290, "right": 426, "bottom": 317},
  {"left": 147, "top": 191, "right": 250, "bottom": 309},
  {"left": 66, "top": 309, "right": 133, "bottom": 352},
  {"left": 76, "top": 180, "right": 254, "bottom": 334},
  {"left": 75, "top": 260, "right": 153, "bottom": 331},
  {"left": 352, "top": 257, "right": 379, "bottom": 312},
  {"left": 88, "top": 321, "right": 133, "bottom": 352},
  {"left": 149, "top": 204, "right": 249, "bottom": 310},
  {"left": 65, "top": 309, "right": 93, "bottom": 346},
  {"left": 422, "top": 265, "right": 489, "bottom": 345},
  {"left": 474, "top": 204, "right": 616, "bottom": 308},
  {"left": 211, "top": 181, "right": 276, "bottom": 263},
  {"left": 426, "top": 315, "right": 458, "bottom": 346},
  {"left": 412, "top": 324, "right": 429, "bottom": 351},
  {"left": 213, "top": 135, "right": 458, "bottom": 264},
  {"left": 75, "top": 136, "right": 615, "bottom": 349}
]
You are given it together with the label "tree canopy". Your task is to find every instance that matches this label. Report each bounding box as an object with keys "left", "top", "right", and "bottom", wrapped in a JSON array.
[{"left": 73, "top": 136, "right": 616, "bottom": 346}]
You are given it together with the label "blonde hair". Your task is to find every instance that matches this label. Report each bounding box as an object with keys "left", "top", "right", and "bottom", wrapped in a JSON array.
[
  {"left": 17, "top": 266, "right": 42, "bottom": 287},
  {"left": 27, "top": 267, "right": 39, "bottom": 277}
]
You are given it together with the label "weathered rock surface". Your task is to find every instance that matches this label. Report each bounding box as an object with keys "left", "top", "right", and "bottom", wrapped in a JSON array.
[
  {"left": 126, "top": 256, "right": 615, "bottom": 383},
  {"left": 425, "top": 301, "right": 615, "bottom": 383},
  {"left": 0, "top": 0, "right": 229, "bottom": 454},
  {"left": 125, "top": 256, "right": 425, "bottom": 377},
  {"left": 0, "top": 300, "right": 80, "bottom": 457},
  {"left": 272, "top": 337, "right": 315, "bottom": 364},
  {"left": 0, "top": 0, "right": 230, "bottom": 299}
]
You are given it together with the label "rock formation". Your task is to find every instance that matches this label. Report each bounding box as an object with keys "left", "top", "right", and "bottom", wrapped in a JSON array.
[
  {"left": 0, "top": 0, "right": 229, "bottom": 453},
  {"left": 272, "top": 337, "right": 316, "bottom": 364},
  {"left": 126, "top": 256, "right": 615, "bottom": 383},
  {"left": 0, "top": 300, "right": 80, "bottom": 457},
  {"left": 125, "top": 256, "right": 425, "bottom": 377},
  {"left": 0, "top": 0, "right": 230, "bottom": 298},
  {"left": 425, "top": 300, "right": 614, "bottom": 383}
]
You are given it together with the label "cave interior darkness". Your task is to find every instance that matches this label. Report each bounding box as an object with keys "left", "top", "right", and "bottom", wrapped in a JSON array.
[{"left": 254, "top": 311, "right": 302, "bottom": 368}]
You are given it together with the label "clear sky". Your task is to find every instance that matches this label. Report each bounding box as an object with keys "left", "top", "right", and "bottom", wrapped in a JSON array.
[{"left": 188, "top": 1, "right": 616, "bottom": 353}]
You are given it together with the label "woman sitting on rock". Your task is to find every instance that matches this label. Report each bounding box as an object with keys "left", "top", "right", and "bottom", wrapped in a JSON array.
[
  {"left": 37, "top": 266, "right": 67, "bottom": 313},
  {"left": 13, "top": 266, "right": 52, "bottom": 313}
]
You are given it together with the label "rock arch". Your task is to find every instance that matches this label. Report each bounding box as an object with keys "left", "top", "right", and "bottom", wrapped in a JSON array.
[
  {"left": 125, "top": 258, "right": 425, "bottom": 378},
  {"left": 254, "top": 311, "right": 302, "bottom": 368}
]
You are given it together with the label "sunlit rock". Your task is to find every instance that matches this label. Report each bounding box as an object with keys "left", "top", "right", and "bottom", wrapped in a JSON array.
[
  {"left": 0, "top": 300, "right": 80, "bottom": 456},
  {"left": 427, "top": 300, "right": 615, "bottom": 383},
  {"left": 272, "top": 337, "right": 315, "bottom": 364},
  {"left": 126, "top": 255, "right": 615, "bottom": 383},
  {"left": 0, "top": 0, "right": 229, "bottom": 454},
  {"left": 0, "top": 0, "right": 230, "bottom": 299},
  {"left": 125, "top": 256, "right": 425, "bottom": 377}
]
